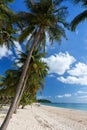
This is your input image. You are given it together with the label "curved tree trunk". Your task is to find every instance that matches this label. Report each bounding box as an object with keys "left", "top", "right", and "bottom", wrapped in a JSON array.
[
  {"left": 14, "top": 72, "right": 28, "bottom": 113},
  {"left": 0, "top": 29, "right": 42, "bottom": 130}
]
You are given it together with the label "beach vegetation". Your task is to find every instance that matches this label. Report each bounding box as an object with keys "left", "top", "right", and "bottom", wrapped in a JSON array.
[
  {"left": 0, "top": 0, "right": 69, "bottom": 129},
  {"left": 0, "top": 0, "right": 17, "bottom": 48},
  {"left": 0, "top": 48, "right": 48, "bottom": 110},
  {"left": 37, "top": 99, "right": 51, "bottom": 103}
]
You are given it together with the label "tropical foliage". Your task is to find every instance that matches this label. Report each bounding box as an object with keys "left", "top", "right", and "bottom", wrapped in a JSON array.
[
  {"left": 17, "top": 0, "right": 68, "bottom": 45},
  {"left": 0, "top": 48, "right": 49, "bottom": 108},
  {"left": 0, "top": 0, "right": 69, "bottom": 129},
  {"left": 12, "top": 0, "right": 69, "bottom": 111},
  {"left": 71, "top": 0, "right": 87, "bottom": 30},
  {"left": 73, "top": 0, "right": 87, "bottom": 6},
  {"left": 0, "top": 0, "right": 16, "bottom": 48}
]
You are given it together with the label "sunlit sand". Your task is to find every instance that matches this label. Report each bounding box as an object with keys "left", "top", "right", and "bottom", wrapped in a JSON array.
[{"left": 0, "top": 104, "right": 87, "bottom": 130}]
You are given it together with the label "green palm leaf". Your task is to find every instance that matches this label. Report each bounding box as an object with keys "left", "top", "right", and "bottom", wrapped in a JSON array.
[
  {"left": 19, "top": 26, "right": 34, "bottom": 43},
  {"left": 71, "top": 10, "right": 87, "bottom": 31}
]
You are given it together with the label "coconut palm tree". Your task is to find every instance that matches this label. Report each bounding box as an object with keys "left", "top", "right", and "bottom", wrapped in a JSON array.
[
  {"left": 0, "top": 69, "right": 19, "bottom": 96},
  {"left": 0, "top": 48, "right": 48, "bottom": 109},
  {"left": 0, "top": 0, "right": 17, "bottom": 48},
  {"left": 0, "top": 0, "right": 68, "bottom": 129},
  {"left": 20, "top": 58, "right": 48, "bottom": 109},
  {"left": 14, "top": 48, "right": 49, "bottom": 110},
  {"left": 71, "top": 0, "right": 87, "bottom": 30}
]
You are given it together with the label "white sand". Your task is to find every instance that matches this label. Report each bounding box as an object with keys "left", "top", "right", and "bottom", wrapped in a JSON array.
[{"left": 0, "top": 104, "right": 87, "bottom": 130}]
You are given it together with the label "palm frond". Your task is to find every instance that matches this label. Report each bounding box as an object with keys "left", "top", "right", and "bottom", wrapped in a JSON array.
[
  {"left": 73, "top": 0, "right": 87, "bottom": 6},
  {"left": 19, "top": 26, "right": 34, "bottom": 43},
  {"left": 53, "top": 0, "right": 64, "bottom": 6},
  {"left": 71, "top": 10, "right": 87, "bottom": 31},
  {"left": 47, "top": 24, "right": 67, "bottom": 44},
  {"left": 24, "top": 0, "right": 35, "bottom": 10},
  {"left": 0, "top": 0, "right": 14, "bottom": 5}
]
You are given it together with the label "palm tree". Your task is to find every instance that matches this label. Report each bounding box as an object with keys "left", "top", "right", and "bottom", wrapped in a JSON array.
[
  {"left": 0, "top": 0, "right": 16, "bottom": 48},
  {"left": 14, "top": 48, "right": 49, "bottom": 110},
  {"left": 19, "top": 49, "right": 49, "bottom": 109},
  {"left": 0, "top": 69, "right": 19, "bottom": 97},
  {"left": 0, "top": 48, "right": 48, "bottom": 109},
  {"left": 0, "top": 0, "right": 68, "bottom": 129},
  {"left": 0, "top": 69, "right": 20, "bottom": 107},
  {"left": 71, "top": 0, "right": 87, "bottom": 30}
]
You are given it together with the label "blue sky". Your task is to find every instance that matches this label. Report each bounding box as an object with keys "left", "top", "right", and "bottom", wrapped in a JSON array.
[{"left": 0, "top": 0, "right": 87, "bottom": 103}]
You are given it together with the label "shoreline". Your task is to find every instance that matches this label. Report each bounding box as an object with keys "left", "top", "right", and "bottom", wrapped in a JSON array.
[
  {"left": 0, "top": 104, "right": 87, "bottom": 130},
  {"left": 40, "top": 102, "right": 87, "bottom": 112}
]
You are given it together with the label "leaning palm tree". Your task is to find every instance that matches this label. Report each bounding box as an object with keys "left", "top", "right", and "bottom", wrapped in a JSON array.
[
  {"left": 71, "top": 0, "right": 87, "bottom": 30},
  {"left": 0, "top": 0, "right": 68, "bottom": 129},
  {"left": 14, "top": 48, "right": 49, "bottom": 110},
  {"left": 0, "top": 49, "right": 48, "bottom": 108},
  {"left": 18, "top": 49, "right": 49, "bottom": 109}
]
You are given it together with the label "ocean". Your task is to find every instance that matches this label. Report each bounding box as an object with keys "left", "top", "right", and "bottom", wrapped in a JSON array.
[{"left": 41, "top": 103, "right": 87, "bottom": 111}]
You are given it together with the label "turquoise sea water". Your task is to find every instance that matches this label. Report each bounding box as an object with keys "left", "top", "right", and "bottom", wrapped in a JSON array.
[{"left": 41, "top": 103, "right": 87, "bottom": 111}]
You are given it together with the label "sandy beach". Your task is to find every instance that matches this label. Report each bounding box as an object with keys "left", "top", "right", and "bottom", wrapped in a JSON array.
[{"left": 0, "top": 104, "right": 87, "bottom": 130}]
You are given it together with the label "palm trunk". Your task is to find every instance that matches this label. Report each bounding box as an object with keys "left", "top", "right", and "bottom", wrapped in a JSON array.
[
  {"left": 0, "top": 29, "right": 42, "bottom": 130},
  {"left": 14, "top": 72, "right": 28, "bottom": 113}
]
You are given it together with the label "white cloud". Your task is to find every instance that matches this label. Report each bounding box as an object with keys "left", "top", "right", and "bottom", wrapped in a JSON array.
[
  {"left": 14, "top": 41, "right": 22, "bottom": 55},
  {"left": 0, "top": 45, "right": 12, "bottom": 59},
  {"left": 14, "top": 59, "right": 23, "bottom": 67},
  {"left": 56, "top": 93, "right": 71, "bottom": 98},
  {"left": 77, "top": 91, "right": 87, "bottom": 94},
  {"left": 42, "top": 52, "right": 76, "bottom": 75},
  {"left": 0, "top": 41, "right": 22, "bottom": 59},
  {"left": 58, "top": 76, "right": 78, "bottom": 84},
  {"left": 79, "top": 95, "right": 87, "bottom": 99},
  {"left": 56, "top": 95, "right": 63, "bottom": 98},
  {"left": 58, "top": 76, "right": 87, "bottom": 85},
  {"left": 48, "top": 74, "right": 55, "bottom": 78},
  {"left": 68, "top": 62, "right": 87, "bottom": 77},
  {"left": 74, "top": 90, "right": 87, "bottom": 97},
  {"left": 64, "top": 94, "right": 72, "bottom": 97},
  {"left": 58, "top": 62, "right": 87, "bottom": 86}
]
